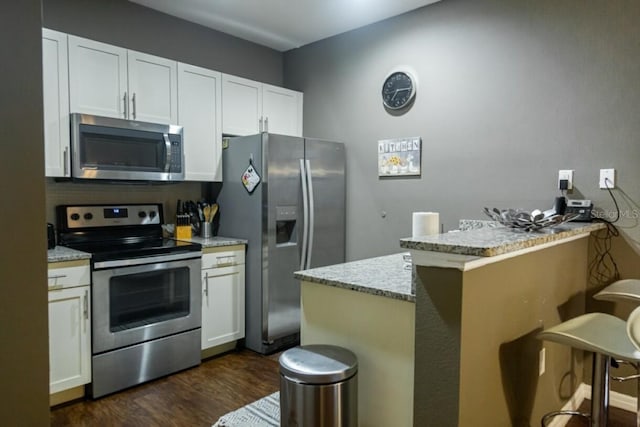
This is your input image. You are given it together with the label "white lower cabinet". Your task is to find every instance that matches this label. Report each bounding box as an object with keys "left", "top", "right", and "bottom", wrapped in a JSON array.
[
  {"left": 201, "top": 247, "right": 246, "bottom": 350},
  {"left": 48, "top": 262, "right": 91, "bottom": 396}
]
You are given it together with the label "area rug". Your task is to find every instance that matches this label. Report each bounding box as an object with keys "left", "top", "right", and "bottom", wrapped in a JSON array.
[{"left": 213, "top": 392, "right": 280, "bottom": 426}]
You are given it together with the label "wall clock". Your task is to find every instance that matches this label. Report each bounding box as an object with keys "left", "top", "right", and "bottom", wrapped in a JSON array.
[{"left": 382, "top": 69, "right": 417, "bottom": 111}]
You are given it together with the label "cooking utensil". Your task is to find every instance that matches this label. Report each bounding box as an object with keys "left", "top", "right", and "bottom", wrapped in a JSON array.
[{"left": 209, "top": 203, "right": 218, "bottom": 222}]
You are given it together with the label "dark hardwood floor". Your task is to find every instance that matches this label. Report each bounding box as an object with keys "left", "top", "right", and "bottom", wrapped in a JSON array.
[
  {"left": 50, "top": 349, "right": 281, "bottom": 427},
  {"left": 52, "top": 351, "right": 638, "bottom": 427},
  {"left": 565, "top": 400, "right": 636, "bottom": 427}
]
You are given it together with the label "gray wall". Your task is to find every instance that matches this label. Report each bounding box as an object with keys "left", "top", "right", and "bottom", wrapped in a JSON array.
[
  {"left": 43, "top": 0, "right": 283, "bottom": 85},
  {"left": 0, "top": 0, "right": 49, "bottom": 424},
  {"left": 284, "top": 0, "right": 640, "bottom": 261}
]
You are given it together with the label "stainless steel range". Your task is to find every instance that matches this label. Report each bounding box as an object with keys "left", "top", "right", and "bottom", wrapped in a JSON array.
[{"left": 57, "top": 203, "right": 202, "bottom": 398}]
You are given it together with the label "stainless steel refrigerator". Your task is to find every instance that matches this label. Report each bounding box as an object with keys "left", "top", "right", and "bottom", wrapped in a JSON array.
[{"left": 218, "top": 133, "right": 346, "bottom": 354}]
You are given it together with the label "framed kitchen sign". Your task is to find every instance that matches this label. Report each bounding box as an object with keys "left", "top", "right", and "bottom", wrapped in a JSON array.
[{"left": 378, "top": 137, "right": 421, "bottom": 177}]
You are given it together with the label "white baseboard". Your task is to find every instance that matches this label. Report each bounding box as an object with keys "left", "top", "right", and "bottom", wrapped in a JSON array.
[
  {"left": 546, "top": 383, "right": 637, "bottom": 427},
  {"left": 583, "top": 383, "right": 638, "bottom": 412},
  {"left": 545, "top": 383, "right": 589, "bottom": 427}
]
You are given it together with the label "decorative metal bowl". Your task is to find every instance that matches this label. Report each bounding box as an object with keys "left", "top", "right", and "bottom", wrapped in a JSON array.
[{"left": 483, "top": 207, "right": 580, "bottom": 232}]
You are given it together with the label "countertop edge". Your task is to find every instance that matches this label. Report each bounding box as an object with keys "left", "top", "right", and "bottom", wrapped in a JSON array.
[
  {"left": 400, "top": 222, "right": 605, "bottom": 258},
  {"left": 173, "top": 236, "right": 248, "bottom": 248},
  {"left": 295, "top": 272, "right": 415, "bottom": 302},
  {"left": 294, "top": 253, "right": 415, "bottom": 303},
  {"left": 47, "top": 246, "right": 91, "bottom": 263},
  {"left": 409, "top": 231, "right": 593, "bottom": 271}
]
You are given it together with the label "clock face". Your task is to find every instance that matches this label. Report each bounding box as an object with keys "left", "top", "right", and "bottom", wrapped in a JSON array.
[{"left": 382, "top": 71, "right": 416, "bottom": 110}]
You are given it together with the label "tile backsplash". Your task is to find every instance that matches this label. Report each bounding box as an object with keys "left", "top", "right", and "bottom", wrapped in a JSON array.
[{"left": 45, "top": 179, "right": 202, "bottom": 225}]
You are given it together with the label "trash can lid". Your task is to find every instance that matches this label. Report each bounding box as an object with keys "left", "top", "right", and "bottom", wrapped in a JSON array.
[{"left": 279, "top": 344, "right": 358, "bottom": 384}]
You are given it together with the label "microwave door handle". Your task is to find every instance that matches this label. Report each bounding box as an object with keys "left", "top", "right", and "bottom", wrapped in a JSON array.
[{"left": 163, "top": 133, "right": 171, "bottom": 173}]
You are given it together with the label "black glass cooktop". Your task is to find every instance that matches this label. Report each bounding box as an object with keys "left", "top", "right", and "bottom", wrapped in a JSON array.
[
  {"left": 63, "top": 237, "right": 201, "bottom": 263},
  {"left": 56, "top": 203, "right": 201, "bottom": 263}
]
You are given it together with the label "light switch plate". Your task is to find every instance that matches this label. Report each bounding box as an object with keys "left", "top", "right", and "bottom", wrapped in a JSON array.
[{"left": 599, "top": 168, "right": 615, "bottom": 189}]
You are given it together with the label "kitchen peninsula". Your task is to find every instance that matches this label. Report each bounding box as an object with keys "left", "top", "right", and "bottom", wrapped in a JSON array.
[{"left": 295, "top": 221, "right": 605, "bottom": 427}]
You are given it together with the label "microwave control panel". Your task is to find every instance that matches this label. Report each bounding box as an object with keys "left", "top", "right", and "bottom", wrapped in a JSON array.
[{"left": 59, "top": 204, "right": 162, "bottom": 229}]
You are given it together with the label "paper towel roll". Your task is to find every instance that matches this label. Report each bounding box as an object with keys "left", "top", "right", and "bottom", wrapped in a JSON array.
[{"left": 412, "top": 212, "right": 440, "bottom": 238}]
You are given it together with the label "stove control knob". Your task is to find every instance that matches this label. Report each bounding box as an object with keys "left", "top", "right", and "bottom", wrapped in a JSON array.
[
  {"left": 84, "top": 213, "right": 93, "bottom": 221},
  {"left": 138, "top": 211, "right": 147, "bottom": 218},
  {"left": 70, "top": 213, "right": 80, "bottom": 221},
  {"left": 149, "top": 211, "right": 157, "bottom": 219}
]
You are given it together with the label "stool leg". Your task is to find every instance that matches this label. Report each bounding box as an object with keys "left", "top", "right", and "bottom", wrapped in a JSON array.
[
  {"left": 636, "top": 365, "right": 640, "bottom": 427},
  {"left": 591, "top": 353, "right": 610, "bottom": 427}
]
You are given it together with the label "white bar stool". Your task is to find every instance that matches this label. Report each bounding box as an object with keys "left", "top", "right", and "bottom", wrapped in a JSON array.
[
  {"left": 594, "top": 279, "right": 640, "bottom": 304},
  {"left": 537, "top": 311, "right": 640, "bottom": 427}
]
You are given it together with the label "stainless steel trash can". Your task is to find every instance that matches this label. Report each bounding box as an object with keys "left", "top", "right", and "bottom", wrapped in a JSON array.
[{"left": 279, "top": 344, "right": 358, "bottom": 427}]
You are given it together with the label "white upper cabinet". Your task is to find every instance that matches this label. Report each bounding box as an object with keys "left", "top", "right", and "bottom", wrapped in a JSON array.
[
  {"left": 178, "top": 63, "right": 222, "bottom": 181},
  {"left": 44, "top": 30, "right": 302, "bottom": 182},
  {"left": 222, "top": 74, "right": 303, "bottom": 137},
  {"left": 127, "top": 50, "right": 178, "bottom": 124},
  {"left": 42, "top": 28, "right": 70, "bottom": 177},
  {"left": 262, "top": 83, "right": 303, "bottom": 137},
  {"left": 222, "top": 74, "right": 262, "bottom": 136},
  {"left": 68, "top": 35, "right": 128, "bottom": 119},
  {"left": 68, "top": 36, "right": 177, "bottom": 124}
]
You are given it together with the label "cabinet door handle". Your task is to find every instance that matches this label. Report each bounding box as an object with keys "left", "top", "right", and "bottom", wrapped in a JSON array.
[
  {"left": 265, "top": 117, "right": 269, "bottom": 132},
  {"left": 83, "top": 290, "right": 88, "bottom": 320},
  {"left": 123, "top": 92, "right": 128, "bottom": 118},
  {"left": 132, "top": 93, "right": 137, "bottom": 119},
  {"left": 204, "top": 273, "right": 209, "bottom": 297},
  {"left": 63, "top": 147, "right": 69, "bottom": 176},
  {"left": 48, "top": 274, "right": 67, "bottom": 291}
]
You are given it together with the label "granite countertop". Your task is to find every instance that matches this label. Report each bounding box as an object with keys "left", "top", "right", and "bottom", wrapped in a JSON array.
[
  {"left": 176, "top": 236, "right": 247, "bottom": 248},
  {"left": 48, "top": 246, "right": 91, "bottom": 263},
  {"left": 400, "top": 221, "right": 605, "bottom": 257},
  {"left": 294, "top": 253, "right": 414, "bottom": 302}
]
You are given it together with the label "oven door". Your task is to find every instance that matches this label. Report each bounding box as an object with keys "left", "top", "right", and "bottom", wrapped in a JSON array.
[{"left": 92, "top": 254, "right": 201, "bottom": 354}]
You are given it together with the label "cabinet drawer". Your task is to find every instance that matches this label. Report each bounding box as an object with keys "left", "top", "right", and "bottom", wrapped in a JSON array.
[
  {"left": 202, "top": 249, "right": 245, "bottom": 269},
  {"left": 47, "top": 264, "right": 90, "bottom": 290}
]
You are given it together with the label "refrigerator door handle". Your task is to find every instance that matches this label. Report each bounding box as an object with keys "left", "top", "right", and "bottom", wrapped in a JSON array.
[
  {"left": 299, "top": 159, "right": 309, "bottom": 270},
  {"left": 305, "top": 159, "right": 315, "bottom": 269}
]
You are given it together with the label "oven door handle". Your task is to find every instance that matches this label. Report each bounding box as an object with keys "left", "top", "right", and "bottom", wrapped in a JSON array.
[{"left": 93, "top": 251, "right": 202, "bottom": 269}]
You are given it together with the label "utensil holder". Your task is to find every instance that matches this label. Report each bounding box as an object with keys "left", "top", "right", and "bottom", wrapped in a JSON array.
[{"left": 201, "top": 222, "right": 212, "bottom": 239}]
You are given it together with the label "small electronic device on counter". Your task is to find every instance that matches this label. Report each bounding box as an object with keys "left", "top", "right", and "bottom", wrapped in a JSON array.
[
  {"left": 566, "top": 199, "right": 593, "bottom": 222},
  {"left": 47, "top": 223, "right": 55, "bottom": 249}
]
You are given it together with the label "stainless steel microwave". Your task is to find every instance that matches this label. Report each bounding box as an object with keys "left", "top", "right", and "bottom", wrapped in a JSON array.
[{"left": 70, "top": 113, "right": 184, "bottom": 182}]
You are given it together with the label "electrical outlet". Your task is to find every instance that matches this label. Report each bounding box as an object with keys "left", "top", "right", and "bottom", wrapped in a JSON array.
[
  {"left": 558, "top": 170, "right": 574, "bottom": 190},
  {"left": 599, "top": 168, "right": 615, "bottom": 189},
  {"left": 539, "top": 348, "right": 546, "bottom": 376}
]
